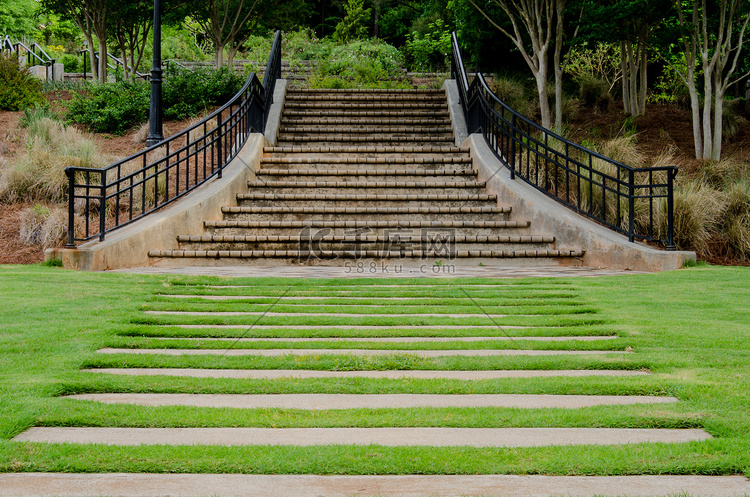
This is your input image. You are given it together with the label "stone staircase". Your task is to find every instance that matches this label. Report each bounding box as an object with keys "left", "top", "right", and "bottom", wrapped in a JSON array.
[{"left": 148, "top": 89, "right": 584, "bottom": 267}]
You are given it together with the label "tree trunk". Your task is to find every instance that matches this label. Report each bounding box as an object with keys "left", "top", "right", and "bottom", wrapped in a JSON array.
[
  {"left": 621, "top": 40, "right": 629, "bottom": 113},
  {"left": 638, "top": 42, "right": 647, "bottom": 115},
  {"left": 712, "top": 85, "right": 725, "bottom": 161},
  {"left": 84, "top": 32, "right": 97, "bottom": 79},
  {"left": 535, "top": 55, "right": 552, "bottom": 130},
  {"left": 214, "top": 43, "right": 225, "bottom": 68},
  {"left": 686, "top": 67, "right": 703, "bottom": 159}
]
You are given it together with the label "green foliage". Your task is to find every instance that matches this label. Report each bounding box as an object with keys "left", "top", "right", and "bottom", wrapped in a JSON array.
[
  {"left": 58, "top": 53, "right": 83, "bottom": 73},
  {"left": 403, "top": 19, "right": 452, "bottom": 71},
  {"left": 162, "top": 65, "right": 244, "bottom": 120},
  {"left": 0, "top": 54, "right": 44, "bottom": 111},
  {"left": 66, "top": 81, "right": 150, "bottom": 135},
  {"left": 0, "top": 0, "right": 38, "bottom": 37},
  {"left": 20, "top": 103, "right": 58, "bottom": 128},
  {"left": 307, "top": 39, "right": 406, "bottom": 89},
  {"left": 162, "top": 24, "right": 210, "bottom": 62},
  {"left": 578, "top": 76, "right": 612, "bottom": 113},
  {"left": 332, "top": 0, "right": 371, "bottom": 43},
  {"left": 65, "top": 65, "right": 244, "bottom": 133}
]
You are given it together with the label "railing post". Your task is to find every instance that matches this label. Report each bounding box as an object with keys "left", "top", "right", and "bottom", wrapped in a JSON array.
[
  {"left": 628, "top": 169, "right": 635, "bottom": 243},
  {"left": 217, "top": 110, "right": 223, "bottom": 179},
  {"left": 509, "top": 114, "right": 516, "bottom": 180},
  {"left": 66, "top": 169, "right": 76, "bottom": 248},
  {"left": 666, "top": 169, "right": 676, "bottom": 250},
  {"left": 99, "top": 169, "right": 107, "bottom": 242}
]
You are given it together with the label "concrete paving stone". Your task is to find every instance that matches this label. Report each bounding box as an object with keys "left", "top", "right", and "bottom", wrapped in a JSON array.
[
  {"left": 13, "top": 427, "right": 711, "bottom": 447},
  {"left": 82, "top": 368, "right": 650, "bottom": 380},
  {"left": 66, "top": 393, "right": 677, "bottom": 410},
  {"left": 145, "top": 311, "right": 538, "bottom": 318},
  {"left": 97, "top": 348, "right": 630, "bottom": 357},
  {"left": 112, "top": 265, "right": 650, "bottom": 278},
  {"left": 144, "top": 336, "right": 617, "bottom": 343},
  {"left": 2, "top": 473, "right": 749, "bottom": 497},
  {"left": 169, "top": 325, "right": 533, "bottom": 329}
]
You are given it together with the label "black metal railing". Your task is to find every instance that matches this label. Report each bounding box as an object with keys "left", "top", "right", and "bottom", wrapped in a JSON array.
[
  {"left": 451, "top": 33, "right": 675, "bottom": 248},
  {"left": 2, "top": 36, "right": 59, "bottom": 80},
  {"left": 65, "top": 30, "right": 282, "bottom": 247},
  {"left": 80, "top": 50, "right": 150, "bottom": 81}
]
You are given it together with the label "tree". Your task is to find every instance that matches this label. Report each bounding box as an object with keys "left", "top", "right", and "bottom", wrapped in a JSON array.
[
  {"left": 191, "top": 0, "right": 283, "bottom": 68},
  {"left": 465, "top": 0, "right": 573, "bottom": 133},
  {"left": 0, "top": 0, "right": 38, "bottom": 38},
  {"left": 333, "top": 0, "right": 372, "bottom": 43},
  {"left": 670, "top": 0, "right": 750, "bottom": 161},
  {"left": 109, "top": 0, "right": 152, "bottom": 81},
  {"left": 579, "top": 0, "right": 670, "bottom": 116},
  {"left": 40, "top": 0, "right": 109, "bottom": 83}
]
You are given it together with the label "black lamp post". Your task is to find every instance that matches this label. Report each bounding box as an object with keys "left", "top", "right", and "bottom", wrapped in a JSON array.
[{"left": 146, "top": 0, "right": 163, "bottom": 147}]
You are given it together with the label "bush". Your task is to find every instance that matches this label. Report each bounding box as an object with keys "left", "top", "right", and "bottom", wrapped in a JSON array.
[
  {"left": 0, "top": 54, "right": 44, "bottom": 111},
  {"left": 403, "top": 19, "right": 451, "bottom": 71},
  {"left": 579, "top": 75, "right": 612, "bottom": 113},
  {"left": 487, "top": 75, "right": 533, "bottom": 117},
  {"left": 66, "top": 66, "right": 244, "bottom": 133},
  {"left": 162, "top": 65, "right": 244, "bottom": 120},
  {"left": 307, "top": 39, "right": 406, "bottom": 89},
  {"left": 58, "top": 53, "right": 83, "bottom": 73},
  {"left": 669, "top": 180, "right": 725, "bottom": 253},
  {"left": 332, "top": 0, "right": 371, "bottom": 43},
  {"left": 66, "top": 81, "right": 150, "bottom": 135}
]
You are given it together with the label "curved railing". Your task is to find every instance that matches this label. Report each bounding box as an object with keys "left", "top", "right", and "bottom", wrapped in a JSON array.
[
  {"left": 451, "top": 33, "right": 675, "bottom": 248},
  {"left": 65, "top": 30, "right": 282, "bottom": 247}
]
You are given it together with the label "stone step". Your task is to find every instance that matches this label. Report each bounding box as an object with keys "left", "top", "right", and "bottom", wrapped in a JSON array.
[
  {"left": 282, "top": 110, "right": 451, "bottom": 118},
  {"left": 275, "top": 135, "right": 455, "bottom": 145},
  {"left": 281, "top": 117, "right": 453, "bottom": 126},
  {"left": 82, "top": 368, "right": 649, "bottom": 380},
  {"left": 263, "top": 145, "right": 469, "bottom": 160},
  {"left": 148, "top": 249, "right": 584, "bottom": 265},
  {"left": 174, "top": 234, "right": 554, "bottom": 252},
  {"left": 255, "top": 169, "right": 476, "bottom": 177},
  {"left": 234, "top": 195, "right": 493, "bottom": 208},
  {"left": 288, "top": 88, "right": 444, "bottom": 96},
  {"left": 97, "top": 348, "right": 614, "bottom": 357},
  {"left": 285, "top": 93, "right": 446, "bottom": 103},
  {"left": 202, "top": 220, "right": 532, "bottom": 237},
  {"left": 283, "top": 102, "right": 448, "bottom": 111},
  {"left": 66, "top": 393, "right": 675, "bottom": 410},
  {"left": 278, "top": 126, "right": 455, "bottom": 134},
  {"left": 243, "top": 181, "right": 487, "bottom": 196},
  {"left": 259, "top": 156, "right": 472, "bottom": 167},
  {"left": 131, "top": 335, "right": 611, "bottom": 343},
  {"left": 3, "top": 473, "right": 747, "bottom": 497},
  {"left": 14, "top": 427, "right": 710, "bottom": 448},
  {"left": 219, "top": 206, "right": 510, "bottom": 223}
]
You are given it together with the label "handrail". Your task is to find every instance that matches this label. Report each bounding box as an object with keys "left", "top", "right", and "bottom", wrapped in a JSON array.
[
  {"left": 450, "top": 32, "right": 675, "bottom": 249},
  {"left": 65, "top": 30, "right": 282, "bottom": 247}
]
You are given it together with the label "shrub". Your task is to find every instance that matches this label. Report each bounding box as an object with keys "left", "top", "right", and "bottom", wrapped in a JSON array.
[
  {"left": 18, "top": 204, "right": 68, "bottom": 248},
  {"left": 66, "top": 81, "right": 150, "bottom": 135},
  {"left": 307, "top": 39, "right": 405, "bottom": 89},
  {"left": 403, "top": 19, "right": 451, "bottom": 71},
  {"left": 162, "top": 65, "right": 244, "bottom": 120},
  {"left": 0, "top": 53, "right": 44, "bottom": 111},
  {"left": 720, "top": 180, "right": 750, "bottom": 258},
  {"left": 487, "top": 75, "right": 533, "bottom": 117},
  {"left": 578, "top": 75, "right": 612, "bottom": 113},
  {"left": 668, "top": 180, "right": 725, "bottom": 253}
]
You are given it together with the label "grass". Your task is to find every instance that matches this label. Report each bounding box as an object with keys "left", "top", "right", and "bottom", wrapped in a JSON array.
[{"left": 1, "top": 264, "right": 749, "bottom": 477}]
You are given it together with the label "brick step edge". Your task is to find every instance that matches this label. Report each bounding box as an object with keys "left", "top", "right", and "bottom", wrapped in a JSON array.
[
  {"left": 275, "top": 137, "right": 455, "bottom": 143},
  {"left": 260, "top": 157, "right": 472, "bottom": 165},
  {"left": 149, "top": 249, "right": 585, "bottom": 259},
  {"left": 176, "top": 235, "right": 554, "bottom": 244},
  {"left": 221, "top": 206, "right": 511, "bottom": 214},
  {"left": 256, "top": 169, "right": 476, "bottom": 176},
  {"left": 247, "top": 181, "right": 485, "bottom": 188},
  {"left": 204, "top": 220, "right": 530, "bottom": 229},
  {"left": 263, "top": 146, "right": 469, "bottom": 153},
  {"left": 278, "top": 127, "right": 455, "bottom": 133},
  {"left": 237, "top": 193, "right": 494, "bottom": 201}
]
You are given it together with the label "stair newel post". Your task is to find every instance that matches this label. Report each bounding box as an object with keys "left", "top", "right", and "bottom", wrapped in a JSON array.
[
  {"left": 99, "top": 169, "right": 107, "bottom": 242},
  {"left": 66, "top": 169, "right": 76, "bottom": 248},
  {"left": 628, "top": 169, "right": 635, "bottom": 243},
  {"left": 217, "top": 110, "right": 223, "bottom": 179}
]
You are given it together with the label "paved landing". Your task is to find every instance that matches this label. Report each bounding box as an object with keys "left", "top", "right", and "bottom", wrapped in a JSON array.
[
  {"left": 83, "top": 368, "right": 650, "bottom": 379},
  {"left": 3, "top": 474, "right": 749, "bottom": 497},
  {"left": 66, "top": 393, "right": 677, "bottom": 409},
  {"left": 14, "top": 427, "right": 712, "bottom": 447},
  {"left": 97, "top": 347, "right": 629, "bottom": 357}
]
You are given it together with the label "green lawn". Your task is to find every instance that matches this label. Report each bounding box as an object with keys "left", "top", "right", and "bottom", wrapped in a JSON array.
[{"left": 0, "top": 264, "right": 749, "bottom": 476}]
